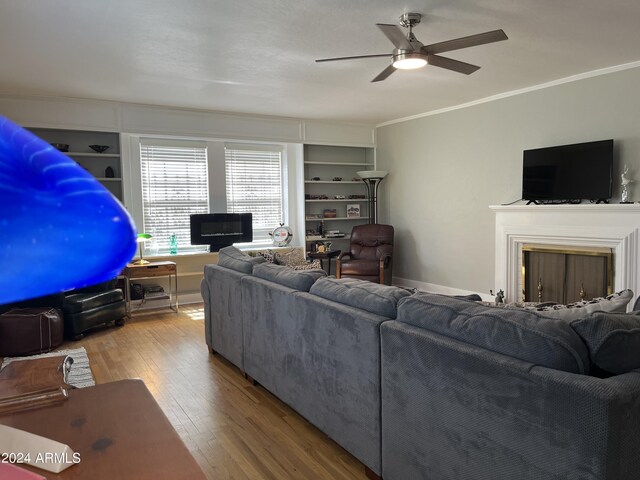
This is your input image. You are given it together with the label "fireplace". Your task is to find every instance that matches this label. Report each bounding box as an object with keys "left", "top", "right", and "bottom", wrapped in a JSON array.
[
  {"left": 490, "top": 204, "right": 640, "bottom": 309},
  {"left": 522, "top": 244, "right": 613, "bottom": 303}
]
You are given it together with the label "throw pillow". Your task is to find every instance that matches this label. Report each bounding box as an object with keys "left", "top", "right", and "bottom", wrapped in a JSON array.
[
  {"left": 522, "top": 289, "right": 633, "bottom": 321},
  {"left": 255, "top": 250, "right": 276, "bottom": 263},
  {"left": 274, "top": 249, "right": 321, "bottom": 270},
  {"left": 253, "top": 263, "right": 326, "bottom": 291}
]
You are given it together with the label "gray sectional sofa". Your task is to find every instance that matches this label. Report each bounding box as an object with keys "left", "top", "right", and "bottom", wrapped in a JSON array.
[{"left": 202, "top": 246, "right": 640, "bottom": 480}]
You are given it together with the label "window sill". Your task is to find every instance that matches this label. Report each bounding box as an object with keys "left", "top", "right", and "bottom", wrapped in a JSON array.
[
  {"left": 143, "top": 251, "right": 215, "bottom": 260},
  {"left": 142, "top": 244, "right": 298, "bottom": 261}
]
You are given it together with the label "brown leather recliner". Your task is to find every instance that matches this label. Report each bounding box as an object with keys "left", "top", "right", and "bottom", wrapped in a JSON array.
[{"left": 336, "top": 224, "right": 394, "bottom": 285}]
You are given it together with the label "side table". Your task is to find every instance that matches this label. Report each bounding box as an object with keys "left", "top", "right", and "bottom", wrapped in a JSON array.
[
  {"left": 308, "top": 250, "right": 341, "bottom": 276},
  {"left": 123, "top": 261, "right": 178, "bottom": 315}
]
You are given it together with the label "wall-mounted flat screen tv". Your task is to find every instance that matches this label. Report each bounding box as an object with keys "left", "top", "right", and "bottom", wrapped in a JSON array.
[
  {"left": 522, "top": 139, "right": 613, "bottom": 203},
  {"left": 190, "top": 213, "right": 252, "bottom": 252}
]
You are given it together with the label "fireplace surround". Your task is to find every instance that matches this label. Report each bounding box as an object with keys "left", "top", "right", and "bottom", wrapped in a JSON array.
[{"left": 490, "top": 204, "right": 640, "bottom": 309}]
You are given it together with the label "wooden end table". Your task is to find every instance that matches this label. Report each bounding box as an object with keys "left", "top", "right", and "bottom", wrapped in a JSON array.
[
  {"left": 123, "top": 261, "right": 178, "bottom": 315},
  {"left": 308, "top": 250, "right": 341, "bottom": 276}
]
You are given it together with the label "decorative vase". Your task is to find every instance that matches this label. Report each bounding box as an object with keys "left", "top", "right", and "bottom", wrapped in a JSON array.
[{"left": 169, "top": 234, "right": 178, "bottom": 255}]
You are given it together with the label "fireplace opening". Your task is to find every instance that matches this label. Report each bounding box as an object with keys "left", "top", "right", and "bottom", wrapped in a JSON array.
[{"left": 522, "top": 245, "right": 613, "bottom": 304}]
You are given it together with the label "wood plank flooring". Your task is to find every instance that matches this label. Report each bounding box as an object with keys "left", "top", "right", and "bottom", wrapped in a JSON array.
[{"left": 72, "top": 304, "right": 368, "bottom": 480}]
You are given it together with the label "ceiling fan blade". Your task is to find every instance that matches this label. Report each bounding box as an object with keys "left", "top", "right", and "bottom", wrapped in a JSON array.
[
  {"left": 316, "top": 53, "right": 390, "bottom": 63},
  {"left": 376, "top": 24, "right": 412, "bottom": 50},
  {"left": 371, "top": 64, "right": 396, "bottom": 83},
  {"left": 424, "top": 29, "right": 508, "bottom": 55},
  {"left": 427, "top": 55, "right": 480, "bottom": 75}
]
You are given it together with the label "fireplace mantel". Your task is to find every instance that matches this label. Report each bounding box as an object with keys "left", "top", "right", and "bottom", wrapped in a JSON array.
[{"left": 489, "top": 204, "right": 640, "bottom": 308}]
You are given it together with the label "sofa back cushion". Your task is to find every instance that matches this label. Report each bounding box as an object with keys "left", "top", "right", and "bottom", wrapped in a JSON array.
[
  {"left": 396, "top": 293, "right": 590, "bottom": 374},
  {"left": 570, "top": 312, "right": 640, "bottom": 374},
  {"left": 253, "top": 263, "right": 326, "bottom": 292},
  {"left": 217, "top": 246, "right": 265, "bottom": 274},
  {"left": 309, "top": 278, "right": 411, "bottom": 319}
]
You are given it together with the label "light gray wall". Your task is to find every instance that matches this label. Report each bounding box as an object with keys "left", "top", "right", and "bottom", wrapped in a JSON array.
[{"left": 376, "top": 66, "right": 640, "bottom": 295}]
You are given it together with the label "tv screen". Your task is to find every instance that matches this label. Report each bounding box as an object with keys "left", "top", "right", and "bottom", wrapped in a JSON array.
[
  {"left": 190, "top": 213, "right": 252, "bottom": 252},
  {"left": 522, "top": 139, "right": 613, "bottom": 203}
]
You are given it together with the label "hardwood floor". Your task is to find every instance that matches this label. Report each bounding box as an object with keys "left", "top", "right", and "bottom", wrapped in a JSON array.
[{"left": 72, "top": 304, "right": 368, "bottom": 480}]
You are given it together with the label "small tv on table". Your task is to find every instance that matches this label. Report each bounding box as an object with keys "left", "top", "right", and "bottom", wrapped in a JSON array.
[
  {"left": 190, "top": 213, "right": 252, "bottom": 252},
  {"left": 522, "top": 139, "right": 613, "bottom": 204}
]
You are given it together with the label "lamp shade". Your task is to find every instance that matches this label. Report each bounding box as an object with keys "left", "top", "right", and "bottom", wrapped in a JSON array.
[
  {"left": 136, "top": 233, "right": 152, "bottom": 243},
  {"left": 357, "top": 170, "right": 388, "bottom": 179}
]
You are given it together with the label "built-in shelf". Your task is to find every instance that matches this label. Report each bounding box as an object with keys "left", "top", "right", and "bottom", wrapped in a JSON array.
[
  {"left": 306, "top": 235, "right": 352, "bottom": 241},
  {"left": 305, "top": 217, "right": 363, "bottom": 221},
  {"left": 29, "top": 127, "right": 123, "bottom": 202},
  {"left": 66, "top": 152, "right": 120, "bottom": 158},
  {"left": 306, "top": 199, "right": 366, "bottom": 203},
  {"left": 304, "top": 180, "right": 363, "bottom": 184},
  {"left": 304, "top": 161, "right": 370, "bottom": 166},
  {"left": 304, "top": 144, "right": 374, "bottom": 253}
]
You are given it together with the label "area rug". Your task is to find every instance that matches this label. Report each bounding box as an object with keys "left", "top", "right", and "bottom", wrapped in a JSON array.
[{"left": 0, "top": 347, "right": 95, "bottom": 388}]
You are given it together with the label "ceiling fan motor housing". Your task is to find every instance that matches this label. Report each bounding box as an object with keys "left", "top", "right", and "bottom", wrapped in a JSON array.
[{"left": 399, "top": 12, "right": 422, "bottom": 28}]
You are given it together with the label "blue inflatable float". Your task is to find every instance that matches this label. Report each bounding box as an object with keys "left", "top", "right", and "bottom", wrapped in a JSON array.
[{"left": 0, "top": 115, "right": 137, "bottom": 304}]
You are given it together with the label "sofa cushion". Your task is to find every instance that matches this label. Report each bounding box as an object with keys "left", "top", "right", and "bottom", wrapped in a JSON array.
[
  {"left": 570, "top": 311, "right": 640, "bottom": 374},
  {"left": 217, "top": 246, "right": 265, "bottom": 274},
  {"left": 522, "top": 289, "right": 633, "bottom": 321},
  {"left": 253, "top": 263, "right": 326, "bottom": 292},
  {"left": 309, "top": 278, "right": 411, "bottom": 319},
  {"left": 396, "top": 292, "right": 590, "bottom": 374}
]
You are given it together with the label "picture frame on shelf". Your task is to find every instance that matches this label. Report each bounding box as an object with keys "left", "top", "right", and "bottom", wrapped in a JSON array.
[
  {"left": 323, "top": 209, "right": 337, "bottom": 218},
  {"left": 346, "top": 204, "right": 361, "bottom": 218}
]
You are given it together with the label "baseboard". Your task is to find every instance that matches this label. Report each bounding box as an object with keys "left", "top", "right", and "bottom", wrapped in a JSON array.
[{"left": 392, "top": 277, "right": 495, "bottom": 302}]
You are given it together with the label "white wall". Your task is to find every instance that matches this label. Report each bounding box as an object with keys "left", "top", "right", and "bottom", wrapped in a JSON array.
[{"left": 376, "top": 66, "right": 640, "bottom": 296}]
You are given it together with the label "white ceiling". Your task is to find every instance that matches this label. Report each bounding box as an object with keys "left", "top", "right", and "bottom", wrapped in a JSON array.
[{"left": 1, "top": 0, "right": 640, "bottom": 125}]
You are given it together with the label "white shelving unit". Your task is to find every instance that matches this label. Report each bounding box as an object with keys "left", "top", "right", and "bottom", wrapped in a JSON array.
[
  {"left": 28, "top": 128, "right": 123, "bottom": 201},
  {"left": 304, "top": 144, "right": 375, "bottom": 253}
]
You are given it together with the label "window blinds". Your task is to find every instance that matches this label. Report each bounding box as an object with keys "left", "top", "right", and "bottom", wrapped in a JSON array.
[
  {"left": 140, "top": 142, "right": 209, "bottom": 253},
  {"left": 224, "top": 145, "right": 283, "bottom": 242}
]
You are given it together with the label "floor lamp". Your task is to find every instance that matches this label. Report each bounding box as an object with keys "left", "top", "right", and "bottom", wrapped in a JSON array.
[{"left": 357, "top": 170, "right": 388, "bottom": 224}]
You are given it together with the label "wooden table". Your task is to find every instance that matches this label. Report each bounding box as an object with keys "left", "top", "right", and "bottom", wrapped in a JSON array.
[
  {"left": 308, "top": 250, "right": 341, "bottom": 276},
  {"left": 0, "top": 379, "right": 205, "bottom": 480},
  {"left": 123, "top": 261, "right": 178, "bottom": 315}
]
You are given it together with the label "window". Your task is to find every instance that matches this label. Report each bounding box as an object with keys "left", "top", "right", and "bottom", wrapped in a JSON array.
[
  {"left": 225, "top": 144, "right": 284, "bottom": 243},
  {"left": 140, "top": 140, "right": 209, "bottom": 254}
]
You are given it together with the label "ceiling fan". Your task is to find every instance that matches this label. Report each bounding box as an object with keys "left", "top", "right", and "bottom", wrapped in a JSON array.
[{"left": 315, "top": 13, "right": 508, "bottom": 82}]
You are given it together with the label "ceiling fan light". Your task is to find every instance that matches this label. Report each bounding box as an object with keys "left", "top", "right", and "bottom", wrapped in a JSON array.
[{"left": 392, "top": 53, "right": 427, "bottom": 70}]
